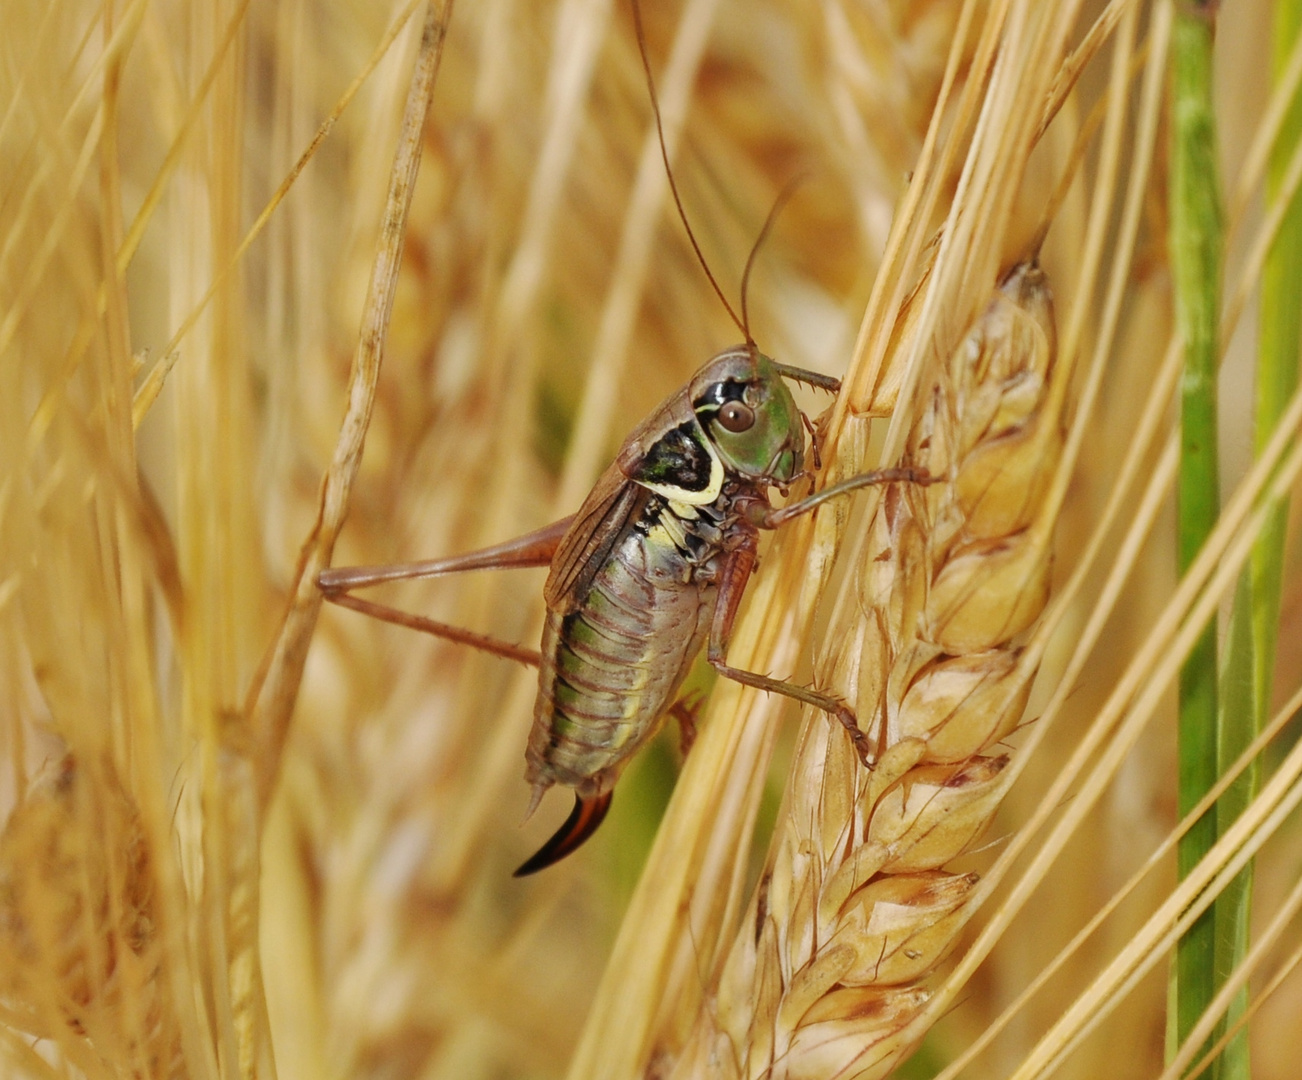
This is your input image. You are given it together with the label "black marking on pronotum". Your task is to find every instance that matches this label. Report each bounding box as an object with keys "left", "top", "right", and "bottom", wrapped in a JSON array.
[
  {"left": 693, "top": 378, "right": 750, "bottom": 414},
  {"left": 631, "top": 422, "right": 714, "bottom": 492}
]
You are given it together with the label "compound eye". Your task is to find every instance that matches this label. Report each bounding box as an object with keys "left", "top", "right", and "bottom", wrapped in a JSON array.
[{"left": 717, "top": 400, "right": 755, "bottom": 433}]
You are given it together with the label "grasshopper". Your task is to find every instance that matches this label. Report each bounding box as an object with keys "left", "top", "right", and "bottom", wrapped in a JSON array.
[
  {"left": 318, "top": 5, "right": 931, "bottom": 876},
  {"left": 319, "top": 354, "right": 929, "bottom": 874}
]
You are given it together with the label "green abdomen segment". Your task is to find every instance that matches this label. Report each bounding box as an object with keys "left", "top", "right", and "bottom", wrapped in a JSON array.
[{"left": 527, "top": 529, "right": 716, "bottom": 797}]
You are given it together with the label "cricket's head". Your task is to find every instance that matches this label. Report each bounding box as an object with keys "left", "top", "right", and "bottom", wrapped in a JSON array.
[{"left": 690, "top": 346, "right": 805, "bottom": 485}]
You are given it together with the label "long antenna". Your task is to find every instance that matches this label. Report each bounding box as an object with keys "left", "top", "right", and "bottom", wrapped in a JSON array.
[
  {"left": 631, "top": 0, "right": 749, "bottom": 343},
  {"left": 740, "top": 172, "right": 804, "bottom": 341}
]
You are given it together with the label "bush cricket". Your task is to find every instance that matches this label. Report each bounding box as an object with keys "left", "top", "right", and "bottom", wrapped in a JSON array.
[{"left": 318, "top": 3, "right": 933, "bottom": 875}]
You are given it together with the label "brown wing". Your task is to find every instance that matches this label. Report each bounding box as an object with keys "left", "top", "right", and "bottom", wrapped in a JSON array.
[
  {"left": 543, "top": 461, "right": 650, "bottom": 613},
  {"left": 615, "top": 385, "right": 697, "bottom": 477},
  {"left": 545, "top": 384, "right": 694, "bottom": 612}
]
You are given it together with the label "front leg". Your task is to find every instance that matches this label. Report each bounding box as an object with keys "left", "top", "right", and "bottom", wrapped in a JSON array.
[
  {"left": 705, "top": 533, "right": 873, "bottom": 765},
  {"left": 754, "top": 466, "right": 934, "bottom": 530}
]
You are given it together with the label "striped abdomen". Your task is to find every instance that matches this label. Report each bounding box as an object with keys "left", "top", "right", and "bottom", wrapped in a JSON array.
[{"left": 526, "top": 511, "right": 718, "bottom": 799}]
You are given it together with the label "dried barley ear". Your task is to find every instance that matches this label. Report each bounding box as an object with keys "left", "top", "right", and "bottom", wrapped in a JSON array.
[
  {"left": 670, "top": 261, "right": 1064, "bottom": 1080},
  {"left": 0, "top": 755, "right": 180, "bottom": 1077}
]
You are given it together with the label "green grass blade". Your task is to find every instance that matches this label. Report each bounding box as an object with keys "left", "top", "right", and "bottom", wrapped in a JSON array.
[
  {"left": 1255, "top": 0, "right": 1302, "bottom": 754},
  {"left": 1215, "top": 4, "right": 1302, "bottom": 1079},
  {"left": 1169, "top": 2, "right": 1223, "bottom": 1066},
  {"left": 1214, "top": 575, "right": 1256, "bottom": 1080}
]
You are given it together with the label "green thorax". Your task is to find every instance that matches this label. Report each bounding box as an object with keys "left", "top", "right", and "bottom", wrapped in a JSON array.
[{"left": 621, "top": 346, "right": 806, "bottom": 505}]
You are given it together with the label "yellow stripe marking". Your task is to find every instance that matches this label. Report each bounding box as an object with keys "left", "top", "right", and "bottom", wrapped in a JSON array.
[{"left": 636, "top": 444, "right": 724, "bottom": 505}]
